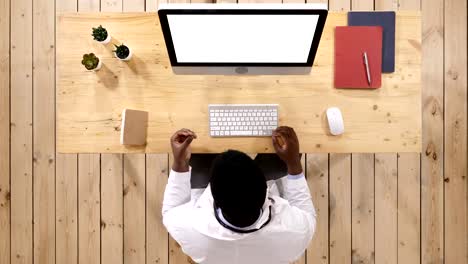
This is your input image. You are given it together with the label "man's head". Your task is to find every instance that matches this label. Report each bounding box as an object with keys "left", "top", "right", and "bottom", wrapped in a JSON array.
[{"left": 210, "top": 150, "right": 267, "bottom": 228}]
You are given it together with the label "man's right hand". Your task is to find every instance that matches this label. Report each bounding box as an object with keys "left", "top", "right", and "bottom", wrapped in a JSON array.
[
  {"left": 272, "top": 126, "right": 303, "bottom": 175},
  {"left": 170, "top": 128, "right": 197, "bottom": 172}
]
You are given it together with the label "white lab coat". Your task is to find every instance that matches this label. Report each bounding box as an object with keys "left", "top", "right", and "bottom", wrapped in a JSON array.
[{"left": 162, "top": 169, "right": 317, "bottom": 264}]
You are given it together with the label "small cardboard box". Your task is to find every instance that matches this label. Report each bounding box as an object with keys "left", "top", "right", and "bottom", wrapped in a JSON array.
[{"left": 120, "top": 109, "right": 148, "bottom": 146}]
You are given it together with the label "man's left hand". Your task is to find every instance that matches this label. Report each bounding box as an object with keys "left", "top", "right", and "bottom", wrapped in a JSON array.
[{"left": 170, "top": 128, "right": 197, "bottom": 172}]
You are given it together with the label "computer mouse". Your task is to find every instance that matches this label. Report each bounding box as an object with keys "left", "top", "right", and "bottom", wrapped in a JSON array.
[{"left": 326, "top": 107, "right": 344, "bottom": 136}]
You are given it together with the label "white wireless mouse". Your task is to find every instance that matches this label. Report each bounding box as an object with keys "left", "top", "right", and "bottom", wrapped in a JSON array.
[{"left": 326, "top": 107, "right": 344, "bottom": 136}]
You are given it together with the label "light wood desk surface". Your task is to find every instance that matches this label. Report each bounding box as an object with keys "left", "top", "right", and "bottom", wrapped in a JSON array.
[{"left": 57, "top": 12, "right": 421, "bottom": 153}]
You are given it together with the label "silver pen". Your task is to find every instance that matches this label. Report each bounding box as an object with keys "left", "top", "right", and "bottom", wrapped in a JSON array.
[{"left": 363, "top": 52, "right": 371, "bottom": 85}]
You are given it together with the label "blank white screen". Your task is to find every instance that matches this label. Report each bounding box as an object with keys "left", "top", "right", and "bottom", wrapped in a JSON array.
[{"left": 167, "top": 14, "right": 319, "bottom": 63}]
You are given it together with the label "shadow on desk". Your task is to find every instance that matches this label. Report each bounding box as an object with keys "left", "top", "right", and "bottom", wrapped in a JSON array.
[
  {"left": 96, "top": 63, "right": 119, "bottom": 89},
  {"left": 127, "top": 55, "right": 151, "bottom": 79}
]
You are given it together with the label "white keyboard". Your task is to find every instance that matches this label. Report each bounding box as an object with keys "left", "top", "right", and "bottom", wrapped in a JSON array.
[{"left": 209, "top": 104, "right": 278, "bottom": 137}]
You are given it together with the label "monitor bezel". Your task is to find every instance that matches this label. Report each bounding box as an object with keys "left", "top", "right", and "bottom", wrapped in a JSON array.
[{"left": 158, "top": 8, "right": 328, "bottom": 67}]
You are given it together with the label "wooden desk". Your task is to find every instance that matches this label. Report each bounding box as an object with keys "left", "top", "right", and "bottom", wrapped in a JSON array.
[{"left": 57, "top": 12, "right": 421, "bottom": 153}]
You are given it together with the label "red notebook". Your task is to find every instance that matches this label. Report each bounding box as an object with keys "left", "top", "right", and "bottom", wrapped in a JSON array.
[{"left": 334, "top": 26, "right": 383, "bottom": 88}]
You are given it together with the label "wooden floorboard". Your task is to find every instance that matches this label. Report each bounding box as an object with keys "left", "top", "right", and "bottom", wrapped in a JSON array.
[
  {"left": 0, "top": 0, "right": 10, "bottom": 263},
  {"left": 351, "top": 0, "right": 374, "bottom": 10},
  {"left": 351, "top": 154, "right": 375, "bottom": 264},
  {"left": 398, "top": 0, "right": 420, "bottom": 10},
  {"left": 102, "top": 0, "right": 123, "bottom": 11},
  {"left": 444, "top": 0, "right": 468, "bottom": 262},
  {"left": 1, "top": 0, "right": 467, "bottom": 263},
  {"left": 329, "top": 154, "right": 352, "bottom": 264},
  {"left": 101, "top": 154, "right": 123, "bottom": 264},
  {"left": 33, "top": 0, "right": 56, "bottom": 263},
  {"left": 374, "top": 154, "right": 398, "bottom": 264},
  {"left": 123, "top": 0, "right": 145, "bottom": 11},
  {"left": 146, "top": 154, "right": 169, "bottom": 264},
  {"left": 398, "top": 153, "right": 421, "bottom": 263},
  {"left": 375, "top": 0, "right": 398, "bottom": 10},
  {"left": 123, "top": 154, "right": 146, "bottom": 264},
  {"left": 78, "top": 154, "right": 101, "bottom": 264},
  {"left": 421, "top": 0, "right": 445, "bottom": 262},
  {"left": 306, "top": 154, "right": 329, "bottom": 264},
  {"left": 56, "top": 154, "right": 78, "bottom": 264},
  {"left": 10, "top": 0, "right": 34, "bottom": 263},
  {"left": 55, "top": 0, "right": 78, "bottom": 263},
  {"left": 78, "top": 0, "right": 100, "bottom": 11},
  {"left": 57, "top": 0, "right": 78, "bottom": 13}
]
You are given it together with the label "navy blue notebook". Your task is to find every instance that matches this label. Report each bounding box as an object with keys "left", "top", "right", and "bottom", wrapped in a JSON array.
[{"left": 348, "top": 11, "right": 396, "bottom": 73}]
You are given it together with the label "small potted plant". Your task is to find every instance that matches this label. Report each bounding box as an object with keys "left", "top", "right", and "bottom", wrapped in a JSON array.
[
  {"left": 92, "top": 25, "right": 111, "bottom": 44},
  {"left": 113, "top": 44, "right": 132, "bottom": 61},
  {"left": 81, "top": 53, "right": 102, "bottom": 71}
]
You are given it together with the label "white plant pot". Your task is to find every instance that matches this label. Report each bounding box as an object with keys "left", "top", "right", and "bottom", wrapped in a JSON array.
[
  {"left": 97, "top": 34, "right": 111, "bottom": 44},
  {"left": 115, "top": 48, "right": 132, "bottom": 61},
  {"left": 90, "top": 59, "right": 102, "bottom": 71}
]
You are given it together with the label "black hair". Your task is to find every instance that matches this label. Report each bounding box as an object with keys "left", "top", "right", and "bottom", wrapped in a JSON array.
[{"left": 210, "top": 150, "right": 267, "bottom": 228}]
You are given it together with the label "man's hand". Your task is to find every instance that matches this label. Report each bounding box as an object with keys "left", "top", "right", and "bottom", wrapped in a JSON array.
[
  {"left": 272, "top": 126, "right": 302, "bottom": 175},
  {"left": 170, "top": 128, "right": 197, "bottom": 172}
]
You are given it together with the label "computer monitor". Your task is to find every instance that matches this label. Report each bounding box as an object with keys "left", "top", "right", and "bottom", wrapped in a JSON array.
[{"left": 158, "top": 4, "right": 328, "bottom": 75}]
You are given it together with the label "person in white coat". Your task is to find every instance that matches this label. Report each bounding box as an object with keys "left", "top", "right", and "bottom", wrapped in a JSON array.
[{"left": 162, "top": 126, "right": 316, "bottom": 264}]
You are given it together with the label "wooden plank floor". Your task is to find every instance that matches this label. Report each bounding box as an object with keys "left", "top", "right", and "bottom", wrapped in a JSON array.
[{"left": 0, "top": 0, "right": 466, "bottom": 263}]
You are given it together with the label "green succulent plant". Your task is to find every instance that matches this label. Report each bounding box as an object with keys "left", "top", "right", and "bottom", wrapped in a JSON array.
[
  {"left": 92, "top": 25, "right": 108, "bottom": 41},
  {"left": 113, "top": 44, "right": 130, "bottom": 59},
  {"left": 81, "top": 53, "right": 100, "bottom": 70}
]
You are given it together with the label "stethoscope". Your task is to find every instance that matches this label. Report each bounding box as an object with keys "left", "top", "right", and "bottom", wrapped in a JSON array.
[{"left": 213, "top": 198, "right": 274, "bottom": 234}]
